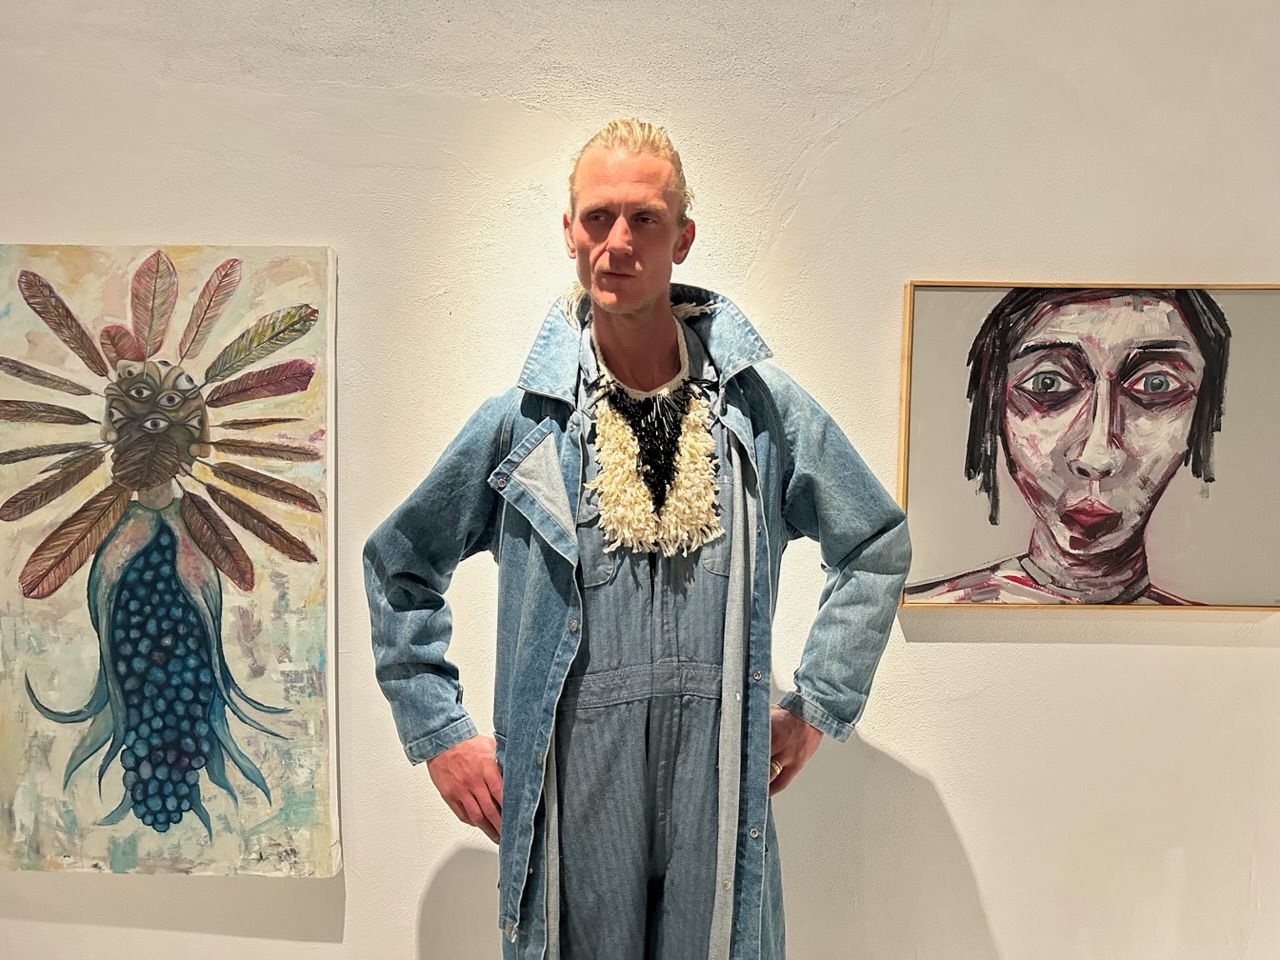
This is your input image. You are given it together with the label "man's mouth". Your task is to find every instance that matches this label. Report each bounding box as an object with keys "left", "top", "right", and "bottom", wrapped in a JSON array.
[{"left": 1061, "top": 499, "right": 1123, "bottom": 541}]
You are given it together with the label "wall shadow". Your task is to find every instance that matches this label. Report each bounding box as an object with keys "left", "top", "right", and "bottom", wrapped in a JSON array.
[
  {"left": 418, "top": 845, "right": 499, "bottom": 959},
  {"left": 0, "top": 868, "right": 346, "bottom": 941},
  {"left": 775, "top": 734, "right": 1000, "bottom": 960}
]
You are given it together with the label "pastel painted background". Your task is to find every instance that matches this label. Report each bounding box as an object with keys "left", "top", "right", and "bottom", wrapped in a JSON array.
[{"left": 0, "top": 245, "right": 338, "bottom": 876}]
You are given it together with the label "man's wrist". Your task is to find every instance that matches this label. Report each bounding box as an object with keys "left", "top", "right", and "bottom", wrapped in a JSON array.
[{"left": 776, "top": 692, "right": 854, "bottom": 742}]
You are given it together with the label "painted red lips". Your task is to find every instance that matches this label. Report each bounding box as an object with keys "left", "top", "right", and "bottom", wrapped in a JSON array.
[{"left": 1061, "top": 499, "right": 1123, "bottom": 541}]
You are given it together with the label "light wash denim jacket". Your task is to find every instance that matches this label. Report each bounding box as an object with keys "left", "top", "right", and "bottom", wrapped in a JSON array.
[{"left": 363, "top": 284, "right": 912, "bottom": 960}]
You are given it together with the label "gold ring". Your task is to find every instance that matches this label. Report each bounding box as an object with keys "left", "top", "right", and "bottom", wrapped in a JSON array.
[{"left": 770, "top": 760, "right": 783, "bottom": 778}]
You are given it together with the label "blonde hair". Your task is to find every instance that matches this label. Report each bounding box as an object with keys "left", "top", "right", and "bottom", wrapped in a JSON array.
[{"left": 568, "top": 118, "right": 694, "bottom": 224}]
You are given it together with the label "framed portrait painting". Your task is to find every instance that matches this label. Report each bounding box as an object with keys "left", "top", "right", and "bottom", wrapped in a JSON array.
[{"left": 898, "top": 281, "right": 1279, "bottom": 609}]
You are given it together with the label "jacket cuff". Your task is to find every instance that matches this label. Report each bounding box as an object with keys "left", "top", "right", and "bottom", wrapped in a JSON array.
[
  {"left": 777, "top": 691, "right": 855, "bottom": 742},
  {"left": 403, "top": 714, "right": 479, "bottom": 764}
]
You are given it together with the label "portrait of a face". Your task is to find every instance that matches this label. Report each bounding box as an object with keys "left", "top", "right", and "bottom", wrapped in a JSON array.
[{"left": 899, "top": 284, "right": 1278, "bottom": 608}]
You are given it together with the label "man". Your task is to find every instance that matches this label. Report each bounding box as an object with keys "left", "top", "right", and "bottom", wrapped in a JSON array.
[{"left": 364, "top": 119, "right": 911, "bottom": 960}]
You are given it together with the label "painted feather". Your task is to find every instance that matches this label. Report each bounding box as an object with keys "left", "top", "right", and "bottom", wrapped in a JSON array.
[
  {"left": 180, "top": 489, "right": 255, "bottom": 590},
  {"left": 205, "top": 358, "right": 315, "bottom": 408},
  {"left": 207, "top": 485, "right": 316, "bottom": 563},
  {"left": 16, "top": 271, "right": 109, "bottom": 377},
  {"left": 208, "top": 462, "right": 321, "bottom": 513},
  {"left": 0, "top": 357, "right": 93, "bottom": 396},
  {"left": 0, "top": 399, "right": 96, "bottom": 425},
  {"left": 20, "top": 483, "right": 132, "bottom": 599},
  {"left": 0, "top": 448, "right": 105, "bottom": 520},
  {"left": 203, "top": 305, "right": 318, "bottom": 384},
  {"left": 129, "top": 250, "right": 178, "bottom": 358},
  {"left": 179, "top": 258, "right": 242, "bottom": 360},
  {"left": 99, "top": 324, "right": 146, "bottom": 367},
  {"left": 0, "top": 441, "right": 99, "bottom": 466},
  {"left": 211, "top": 438, "right": 321, "bottom": 462},
  {"left": 215, "top": 416, "right": 304, "bottom": 431}
]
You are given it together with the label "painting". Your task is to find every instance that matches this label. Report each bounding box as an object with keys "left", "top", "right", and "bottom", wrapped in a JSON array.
[
  {"left": 0, "top": 245, "right": 339, "bottom": 875},
  {"left": 899, "top": 282, "right": 1280, "bottom": 608}
]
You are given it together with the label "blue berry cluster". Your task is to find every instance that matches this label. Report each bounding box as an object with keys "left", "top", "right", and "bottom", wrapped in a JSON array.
[{"left": 112, "top": 526, "right": 215, "bottom": 833}]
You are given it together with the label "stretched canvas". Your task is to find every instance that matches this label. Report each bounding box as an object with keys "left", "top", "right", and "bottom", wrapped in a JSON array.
[
  {"left": 899, "top": 282, "right": 1279, "bottom": 609},
  {"left": 0, "top": 244, "right": 338, "bottom": 875}
]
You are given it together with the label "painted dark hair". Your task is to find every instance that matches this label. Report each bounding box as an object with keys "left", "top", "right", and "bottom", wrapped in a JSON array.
[{"left": 964, "top": 288, "right": 1231, "bottom": 524}]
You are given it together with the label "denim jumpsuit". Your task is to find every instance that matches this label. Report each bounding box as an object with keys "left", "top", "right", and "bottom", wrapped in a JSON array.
[{"left": 553, "top": 316, "right": 734, "bottom": 959}]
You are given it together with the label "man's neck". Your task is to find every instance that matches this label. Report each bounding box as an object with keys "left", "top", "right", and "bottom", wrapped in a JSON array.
[{"left": 592, "top": 300, "right": 682, "bottom": 392}]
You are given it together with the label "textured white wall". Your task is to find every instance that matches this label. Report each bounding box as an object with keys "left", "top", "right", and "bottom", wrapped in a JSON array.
[{"left": 2, "top": 1, "right": 1278, "bottom": 957}]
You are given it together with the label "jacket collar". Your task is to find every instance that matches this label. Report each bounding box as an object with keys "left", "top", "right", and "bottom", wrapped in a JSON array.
[{"left": 516, "top": 283, "right": 773, "bottom": 404}]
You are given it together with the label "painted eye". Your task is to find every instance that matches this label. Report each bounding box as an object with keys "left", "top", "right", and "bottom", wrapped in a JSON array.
[
  {"left": 1125, "top": 371, "right": 1184, "bottom": 395},
  {"left": 142, "top": 416, "right": 169, "bottom": 432},
  {"left": 1016, "top": 370, "right": 1076, "bottom": 394},
  {"left": 157, "top": 392, "right": 183, "bottom": 408},
  {"left": 107, "top": 406, "right": 128, "bottom": 425},
  {"left": 174, "top": 372, "right": 197, "bottom": 391},
  {"left": 127, "top": 384, "right": 154, "bottom": 401}
]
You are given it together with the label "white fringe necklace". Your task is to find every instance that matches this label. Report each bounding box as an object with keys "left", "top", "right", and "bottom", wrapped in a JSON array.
[{"left": 585, "top": 322, "right": 723, "bottom": 557}]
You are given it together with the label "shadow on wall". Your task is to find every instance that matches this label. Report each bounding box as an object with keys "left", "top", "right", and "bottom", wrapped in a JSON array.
[
  {"left": 418, "top": 846, "right": 499, "bottom": 959},
  {"left": 775, "top": 735, "right": 1000, "bottom": 960},
  {"left": 0, "top": 868, "right": 345, "bottom": 941}
]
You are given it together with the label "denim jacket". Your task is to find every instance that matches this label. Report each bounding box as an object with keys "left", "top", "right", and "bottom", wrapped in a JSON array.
[{"left": 363, "top": 284, "right": 912, "bottom": 960}]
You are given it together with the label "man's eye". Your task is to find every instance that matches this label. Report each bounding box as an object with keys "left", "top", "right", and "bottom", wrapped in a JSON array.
[
  {"left": 1016, "top": 370, "right": 1076, "bottom": 394},
  {"left": 1124, "top": 371, "right": 1184, "bottom": 396}
]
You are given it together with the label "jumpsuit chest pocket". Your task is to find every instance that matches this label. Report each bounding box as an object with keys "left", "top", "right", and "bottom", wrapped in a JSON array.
[{"left": 576, "top": 490, "right": 619, "bottom": 589}]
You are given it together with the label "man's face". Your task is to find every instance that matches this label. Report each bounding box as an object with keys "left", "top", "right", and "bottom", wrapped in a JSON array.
[{"left": 564, "top": 145, "right": 695, "bottom": 319}]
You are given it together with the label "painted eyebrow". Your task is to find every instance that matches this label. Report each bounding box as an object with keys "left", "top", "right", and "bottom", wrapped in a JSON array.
[
  {"left": 1011, "top": 341, "right": 1088, "bottom": 361},
  {"left": 1129, "top": 339, "right": 1191, "bottom": 352}
]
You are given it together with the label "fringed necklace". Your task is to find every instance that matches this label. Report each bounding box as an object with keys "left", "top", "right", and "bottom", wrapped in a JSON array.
[{"left": 585, "top": 320, "right": 723, "bottom": 557}]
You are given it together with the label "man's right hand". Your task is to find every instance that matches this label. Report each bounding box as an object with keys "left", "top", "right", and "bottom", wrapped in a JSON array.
[{"left": 426, "top": 734, "right": 504, "bottom": 844}]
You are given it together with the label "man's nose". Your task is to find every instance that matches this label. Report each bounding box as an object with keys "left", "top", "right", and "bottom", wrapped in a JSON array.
[
  {"left": 1068, "top": 383, "right": 1124, "bottom": 481},
  {"left": 605, "top": 216, "right": 633, "bottom": 253}
]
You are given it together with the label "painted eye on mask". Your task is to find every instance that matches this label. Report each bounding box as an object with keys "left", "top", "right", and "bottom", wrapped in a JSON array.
[
  {"left": 127, "top": 384, "right": 154, "bottom": 401},
  {"left": 157, "top": 392, "right": 183, "bottom": 408},
  {"left": 141, "top": 416, "right": 170, "bottom": 433},
  {"left": 107, "top": 406, "right": 129, "bottom": 425},
  {"left": 174, "top": 372, "right": 197, "bottom": 391}
]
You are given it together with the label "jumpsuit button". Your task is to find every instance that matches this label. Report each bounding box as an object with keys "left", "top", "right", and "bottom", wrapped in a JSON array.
[
  {"left": 749, "top": 827, "right": 759, "bottom": 839},
  {"left": 752, "top": 671, "right": 762, "bottom": 681},
  {"left": 495, "top": 477, "right": 507, "bottom": 489},
  {"left": 534, "top": 751, "right": 544, "bottom": 764},
  {"left": 721, "top": 879, "right": 731, "bottom": 891},
  {"left": 568, "top": 618, "right": 579, "bottom": 633}
]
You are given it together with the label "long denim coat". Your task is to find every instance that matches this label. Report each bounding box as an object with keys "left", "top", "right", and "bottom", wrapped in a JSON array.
[{"left": 363, "top": 284, "right": 912, "bottom": 960}]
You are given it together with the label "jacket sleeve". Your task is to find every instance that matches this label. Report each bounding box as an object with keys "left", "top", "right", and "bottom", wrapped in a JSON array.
[
  {"left": 758, "top": 364, "right": 912, "bottom": 741},
  {"left": 362, "top": 389, "right": 518, "bottom": 764}
]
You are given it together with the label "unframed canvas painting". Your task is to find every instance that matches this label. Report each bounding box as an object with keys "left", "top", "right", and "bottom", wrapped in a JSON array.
[
  {"left": 900, "top": 283, "right": 1280, "bottom": 608},
  {"left": 0, "top": 245, "right": 338, "bottom": 875}
]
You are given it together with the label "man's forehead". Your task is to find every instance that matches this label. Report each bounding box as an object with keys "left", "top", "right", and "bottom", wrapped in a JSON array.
[{"left": 572, "top": 146, "right": 679, "bottom": 205}]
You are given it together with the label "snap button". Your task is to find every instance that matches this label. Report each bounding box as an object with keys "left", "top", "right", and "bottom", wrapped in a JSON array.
[
  {"left": 568, "top": 618, "right": 579, "bottom": 633},
  {"left": 495, "top": 477, "right": 507, "bottom": 489},
  {"left": 749, "top": 827, "right": 759, "bottom": 839},
  {"left": 721, "top": 879, "right": 731, "bottom": 891},
  {"left": 752, "top": 671, "right": 762, "bottom": 681}
]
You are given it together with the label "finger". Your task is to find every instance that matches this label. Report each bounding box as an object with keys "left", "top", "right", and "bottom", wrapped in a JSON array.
[
  {"left": 458, "top": 793, "right": 483, "bottom": 829},
  {"left": 769, "top": 763, "right": 799, "bottom": 796},
  {"left": 483, "top": 761, "right": 504, "bottom": 810},
  {"left": 477, "top": 790, "right": 503, "bottom": 843}
]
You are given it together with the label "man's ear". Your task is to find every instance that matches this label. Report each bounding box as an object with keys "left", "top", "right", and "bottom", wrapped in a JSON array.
[
  {"left": 673, "top": 218, "right": 696, "bottom": 265},
  {"left": 563, "top": 210, "right": 576, "bottom": 259}
]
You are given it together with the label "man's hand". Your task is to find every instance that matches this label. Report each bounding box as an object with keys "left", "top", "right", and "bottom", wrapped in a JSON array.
[
  {"left": 768, "top": 705, "right": 822, "bottom": 796},
  {"left": 426, "top": 734, "right": 504, "bottom": 843}
]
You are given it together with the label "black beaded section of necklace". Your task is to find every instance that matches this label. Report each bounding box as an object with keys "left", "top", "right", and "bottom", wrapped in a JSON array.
[{"left": 603, "top": 379, "right": 693, "bottom": 513}]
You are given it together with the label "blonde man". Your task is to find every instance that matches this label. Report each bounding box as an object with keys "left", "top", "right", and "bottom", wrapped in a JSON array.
[{"left": 365, "top": 118, "right": 910, "bottom": 959}]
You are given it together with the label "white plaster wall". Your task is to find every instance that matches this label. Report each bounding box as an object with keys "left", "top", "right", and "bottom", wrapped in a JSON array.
[{"left": 1, "top": 1, "right": 1277, "bottom": 957}]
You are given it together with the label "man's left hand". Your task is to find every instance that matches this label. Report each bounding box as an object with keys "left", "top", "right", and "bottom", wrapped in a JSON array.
[{"left": 768, "top": 705, "right": 822, "bottom": 795}]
